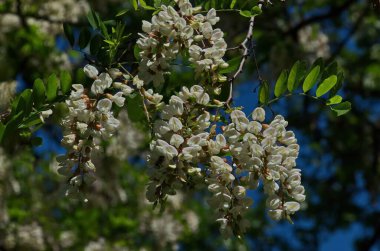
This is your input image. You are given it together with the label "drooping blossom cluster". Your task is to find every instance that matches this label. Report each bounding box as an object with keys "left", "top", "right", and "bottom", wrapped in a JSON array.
[
  {"left": 146, "top": 85, "right": 218, "bottom": 204},
  {"left": 210, "top": 108, "right": 305, "bottom": 236},
  {"left": 56, "top": 64, "right": 136, "bottom": 198},
  {"left": 147, "top": 91, "right": 305, "bottom": 236},
  {"left": 137, "top": 0, "right": 228, "bottom": 86},
  {"left": 51, "top": 0, "right": 306, "bottom": 239},
  {"left": 133, "top": 0, "right": 306, "bottom": 238}
]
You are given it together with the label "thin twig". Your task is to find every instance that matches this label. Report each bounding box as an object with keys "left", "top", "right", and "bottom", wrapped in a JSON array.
[{"left": 226, "top": 4, "right": 263, "bottom": 107}]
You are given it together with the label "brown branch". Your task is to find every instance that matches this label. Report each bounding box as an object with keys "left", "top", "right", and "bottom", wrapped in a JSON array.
[{"left": 226, "top": 4, "right": 263, "bottom": 107}]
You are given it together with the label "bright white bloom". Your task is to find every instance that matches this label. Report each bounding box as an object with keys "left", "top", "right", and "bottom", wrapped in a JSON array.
[{"left": 83, "top": 64, "right": 98, "bottom": 79}]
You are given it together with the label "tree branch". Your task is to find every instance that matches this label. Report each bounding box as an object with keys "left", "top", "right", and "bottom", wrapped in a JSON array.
[{"left": 226, "top": 4, "right": 263, "bottom": 107}]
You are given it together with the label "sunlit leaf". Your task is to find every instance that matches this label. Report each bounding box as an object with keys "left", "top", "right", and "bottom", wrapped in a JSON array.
[
  {"left": 327, "top": 95, "right": 342, "bottom": 105},
  {"left": 316, "top": 75, "right": 337, "bottom": 97},
  {"left": 303, "top": 65, "right": 320, "bottom": 92}
]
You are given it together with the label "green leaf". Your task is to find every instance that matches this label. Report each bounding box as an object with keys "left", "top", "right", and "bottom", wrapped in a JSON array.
[
  {"left": 230, "top": 0, "right": 237, "bottom": 9},
  {"left": 331, "top": 101, "right": 351, "bottom": 116},
  {"left": 239, "top": 10, "right": 252, "bottom": 18},
  {"left": 104, "top": 39, "right": 116, "bottom": 45},
  {"left": 259, "top": 81, "right": 269, "bottom": 105},
  {"left": 60, "top": 71, "right": 72, "bottom": 95},
  {"left": 250, "top": 6, "right": 262, "bottom": 15},
  {"left": 126, "top": 94, "right": 147, "bottom": 123},
  {"left": 87, "top": 10, "right": 99, "bottom": 29},
  {"left": 134, "top": 44, "right": 141, "bottom": 61},
  {"left": 287, "top": 61, "right": 306, "bottom": 91},
  {"left": 303, "top": 65, "right": 320, "bottom": 93},
  {"left": 46, "top": 74, "right": 58, "bottom": 102},
  {"left": 322, "top": 61, "right": 338, "bottom": 80},
  {"left": 316, "top": 75, "right": 337, "bottom": 97},
  {"left": 240, "top": 6, "right": 262, "bottom": 18},
  {"left": 327, "top": 95, "right": 342, "bottom": 105},
  {"left": 63, "top": 23, "right": 75, "bottom": 47},
  {"left": 20, "top": 89, "right": 33, "bottom": 116},
  {"left": 90, "top": 34, "right": 103, "bottom": 55},
  {"left": 274, "top": 70, "right": 288, "bottom": 97},
  {"left": 132, "top": 0, "right": 138, "bottom": 10},
  {"left": 311, "top": 57, "right": 325, "bottom": 73},
  {"left": 79, "top": 27, "right": 91, "bottom": 49},
  {"left": 32, "top": 78, "right": 45, "bottom": 107},
  {"left": 19, "top": 114, "right": 43, "bottom": 129},
  {"left": 116, "top": 9, "right": 129, "bottom": 17},
  {"left": 0, "top": 122, "right": 5, "bottom": 143},
  {"left": 139, "top": 0, "right": 156, "bottom": 10},
  {"left": 219, "top": 56, "right": 241, "bottom": 74},
  {"left": 2, "top": 111, "right": 24, "bottom": 143}
]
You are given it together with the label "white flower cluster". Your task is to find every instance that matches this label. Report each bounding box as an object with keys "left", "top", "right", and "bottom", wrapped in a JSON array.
[
  {"left": 298, "top": 25, "right": 330, "bottom": 60},
  {"left": 147, "top": 95, "right": 305, "bottom": 236},
  {"left": 57, "top": 64, "right": 134, "bottom": 197},
  {"left": 146, "top": 85, "right": 216, "bottom": 203},
  {"left": 0, "top": 0, "right": 89, "bottom": 36},
  {"left": 222, "top": 108, "right": 305, "bottom": 223},
  {"left": 137, "top": 0, "right": 228, "bottom": 86}
]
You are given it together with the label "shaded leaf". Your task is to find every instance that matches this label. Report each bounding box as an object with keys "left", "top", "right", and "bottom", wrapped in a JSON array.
[
  {"left": 288, "top": 61, "right": 306, "bottom": 91},
  {"left": 331, "top": 101, "right": 351, "bottom": 116},
  {"left": 134, "top": 44, "right": 141, "bottom": 61},
  {"left": 60, "top": 71, "right": 72, "bottom": 95},
  {"left": 90, "top": 34, "right": 103, "bottom": 55},
  {"left": 46, "top": 74, "right": 58, "bottom": 102},
  {"left": 219, "top": 57, "right": 241, "bottom": 74},
  {"left": 79, "top": 27, "right": 91, "bottom": 49},
  {"left": 20, "top": 89, "right": 33, "bottom": 116},
  {"left": 259, "top": 81, "right": 269, "bottom": 105},
  {"left": 329, "top": 71, "right": 344, "bottom": 98},
  {"left": 274, "top": 70, "right": 288, "bottom": 97},
  {"left": 32, "top": 78, "right": 45, "bottom": 108},
  {"left": 63, "top": 23, "right": 75, "bottom": 47}
]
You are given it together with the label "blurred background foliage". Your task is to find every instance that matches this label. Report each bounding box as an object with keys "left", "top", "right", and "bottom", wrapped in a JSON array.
[{"left": 0, "top": 0, "right": 379, "bottom": 250}]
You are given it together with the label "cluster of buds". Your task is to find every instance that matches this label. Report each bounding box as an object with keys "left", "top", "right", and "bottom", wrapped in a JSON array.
[
  {"left": 137, "top": 0, "right": 228, "bottom": 86},
  {"left": 57, "top": 64, "right": 135, "bottom": 198}
]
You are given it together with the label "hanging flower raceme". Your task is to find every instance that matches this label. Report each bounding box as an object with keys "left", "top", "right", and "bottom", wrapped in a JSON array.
[
  {"left": 51, "top": 0, "right": 307, "bottom": 239},
  {"left": 137, "top": 0, "right": 228, "bottom": 87},
  {"left": 57, "top": 64, "right": 135, "bottom": 199},
  {"left": 146, "top": 85, "right": 219, "bottom": 204}
]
